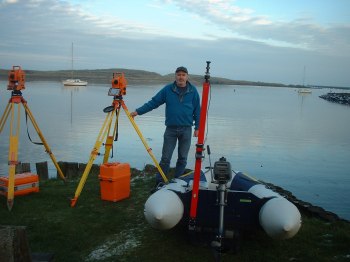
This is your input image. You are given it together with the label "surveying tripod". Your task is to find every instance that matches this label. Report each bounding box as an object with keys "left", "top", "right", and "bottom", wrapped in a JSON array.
[
  {"left": 0, "top": 66, "right": 66, "bottom": 211},
  {"left": 70, "top": 72, "right": 168, "bottom": 207}
]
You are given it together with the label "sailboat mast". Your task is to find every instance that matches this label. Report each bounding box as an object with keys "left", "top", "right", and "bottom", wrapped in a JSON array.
[
  {"left": 62, "top": 42, "right": 87, "bottom": 86},
  {"left": 71, "top": 42, "right": 74, "bottom": 79}
]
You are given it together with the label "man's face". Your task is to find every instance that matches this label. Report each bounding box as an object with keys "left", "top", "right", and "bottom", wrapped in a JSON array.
[{"left": 175, "top": 71, "right": 188, "bottom": 87}]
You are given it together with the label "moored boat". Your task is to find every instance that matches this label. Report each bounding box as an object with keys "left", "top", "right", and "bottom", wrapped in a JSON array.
[
  {"left": 62, "top": 78, "right": 88, "bottom": 86},
  {"left": 298, "top": 88, "right": 312, "bottom": 94},
  {"left": 62, "top": 43, "right": 87, "bottom": 86},
  {"left": 144, "top": 167, "right": 301, "bottom": 240}
]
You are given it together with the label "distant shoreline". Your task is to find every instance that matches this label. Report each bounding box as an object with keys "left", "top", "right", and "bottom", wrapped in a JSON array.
[{"left": 1, "top": 68, "right": 348, "bottom": 89}]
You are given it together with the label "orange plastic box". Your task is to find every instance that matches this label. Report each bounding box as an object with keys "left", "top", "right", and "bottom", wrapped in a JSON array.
[
  {"left": 99, "top": 162, "right": 130, "bottom": 202},
  {"left": 0, "top": 173, "right": 39, "bottom": 197}
]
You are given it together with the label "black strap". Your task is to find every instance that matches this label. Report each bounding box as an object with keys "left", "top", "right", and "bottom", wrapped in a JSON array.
[
  {"left": 111, "top": 110, "right": 119, "bottom": 158},
  {"left": 25, "top": 111, "right": 43, "bottom": 145}
]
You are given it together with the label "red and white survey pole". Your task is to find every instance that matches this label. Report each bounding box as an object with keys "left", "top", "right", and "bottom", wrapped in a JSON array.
[{"left": 189, "top": 61, "right": 211, "bottom": 228}]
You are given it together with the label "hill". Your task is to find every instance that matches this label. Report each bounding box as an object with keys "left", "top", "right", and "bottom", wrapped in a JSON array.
[{"left": 0, "top": 68, "right": 296, "bottom": 87}]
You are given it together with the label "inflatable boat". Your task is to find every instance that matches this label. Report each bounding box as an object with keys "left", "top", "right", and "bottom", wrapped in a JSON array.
[{"left": 144, "top": 159, "right": 301, "bottom": 240}]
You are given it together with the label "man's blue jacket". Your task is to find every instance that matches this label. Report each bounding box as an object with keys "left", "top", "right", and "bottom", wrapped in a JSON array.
[{"left": 136, "top": 81, "right": 200, "bottom": 130}]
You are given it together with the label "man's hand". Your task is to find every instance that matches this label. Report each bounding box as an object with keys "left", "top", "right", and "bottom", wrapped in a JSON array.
[
  {"left": 130, "top": 111, "right": 138, "bottom": 118},
  {"left": 193, "top": 130, "right": 199, "bottom": 137}
]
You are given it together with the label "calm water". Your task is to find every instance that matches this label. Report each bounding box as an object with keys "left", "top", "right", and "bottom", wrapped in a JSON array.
[{"left": 0, "top": 81, "right": 349, "bottom": 220}]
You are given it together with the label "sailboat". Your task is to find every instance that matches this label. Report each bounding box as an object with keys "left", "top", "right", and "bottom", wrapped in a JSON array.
[
  {"left": 298, "top": 66, "right": 311, "bottom": 94},
  {"left": 62, "top": 43, "right": 88, "bottom": 86}
]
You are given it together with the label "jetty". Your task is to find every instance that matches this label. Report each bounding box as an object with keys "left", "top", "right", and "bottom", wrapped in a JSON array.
[{"left": 319, "top": 92, "right": 350, "bottom": 106}]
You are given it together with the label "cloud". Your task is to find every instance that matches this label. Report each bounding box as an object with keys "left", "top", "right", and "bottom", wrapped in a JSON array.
[
  {"left": 1, "top": 0, "right": 19, "bottom": 4},
  {"left": 0, "top": 0, "right": 349, "bottom": 87},
  {"left": 167, "top": 0, "right": 350, "bottom": 56}
]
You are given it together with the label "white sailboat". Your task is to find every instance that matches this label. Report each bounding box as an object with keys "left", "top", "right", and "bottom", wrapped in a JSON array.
[
  {"left": 62, "top": 43, "right": 88, "bottom": 86},
  {"left": 298, "top": 88, "right": 312, "bottom": 94},
  {"left": 298, "top": 66, "right": 311, "bottom": 94}
]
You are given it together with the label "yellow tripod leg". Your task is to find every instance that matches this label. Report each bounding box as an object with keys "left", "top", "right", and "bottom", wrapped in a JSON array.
[
  {"left": 8, "top": 136, "right": 18, "bottom": 210},
  {"left": 7, "top": 103, "right": 20, "bottom": 211},
  {"left": 71, "top": 109, "right": 116, "bottom": 207},
  {"left": 121, "top": 102, "right": 168, "bottom": 183},
  {"left": 0, "top": 103, "right": 12, "bottom": 134},
  {"left": 103, "top": 108, "right": 120, "bottom": 163},
  {"left": 103, "top": 136, "right": 114, "bottom": 163},
  {"left": 70, "top": 143, "right": 102, "bottom": 207},
  {"left": 22, "top": 103, "right": 66, "bottom": 181}
]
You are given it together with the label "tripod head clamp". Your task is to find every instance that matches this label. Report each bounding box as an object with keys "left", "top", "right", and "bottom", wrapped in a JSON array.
[{"left": 7, "top": 66, "right": 25, "bottom": 91}]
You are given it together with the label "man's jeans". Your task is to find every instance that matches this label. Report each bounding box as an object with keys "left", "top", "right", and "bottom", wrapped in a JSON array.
[{"left": 156, "top": 126, "right": 192, "bottom": 184}]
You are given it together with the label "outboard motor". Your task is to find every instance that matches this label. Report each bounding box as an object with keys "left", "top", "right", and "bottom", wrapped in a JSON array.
[
  {"left": 213, "top": 157, "right": 232, "bottom": 184},
  {"left": 211, "top": 157, "right": 232, "bottom": 254}
]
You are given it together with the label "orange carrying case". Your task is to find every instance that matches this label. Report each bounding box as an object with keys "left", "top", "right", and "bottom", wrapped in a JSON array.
[
  {"left": 0, "top": 173, "right": 39, "bottom": 197},
  {"left": 99, "top": 162, "right": 130, "bottom": 202}
]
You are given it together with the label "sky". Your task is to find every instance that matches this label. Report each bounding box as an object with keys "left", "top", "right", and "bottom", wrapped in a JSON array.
[{"left": 0, "top": 0, "right": 349, "bottom": 87}]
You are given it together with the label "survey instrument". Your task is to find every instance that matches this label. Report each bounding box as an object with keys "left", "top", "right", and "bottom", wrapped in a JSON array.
[
  {"left": 0, "top": 66, "right": 66, "bottom": 210},
  {"left": 70, "top": 71, "right": 167, "bottom": 207}
]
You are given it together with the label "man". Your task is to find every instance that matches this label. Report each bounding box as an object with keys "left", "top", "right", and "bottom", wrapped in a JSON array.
[{"left": 130, "top": 66, "right": 200, "bottom": 184}]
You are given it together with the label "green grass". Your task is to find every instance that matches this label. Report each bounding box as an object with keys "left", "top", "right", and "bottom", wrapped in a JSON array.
[{"left": 1, "top": 168, "right": 349, "bottom": 262}]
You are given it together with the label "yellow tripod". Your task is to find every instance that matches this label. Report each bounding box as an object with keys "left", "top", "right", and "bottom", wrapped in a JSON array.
[
  {"left": 71, "top": 81, "right": 168, "bottom": 207},
  {"left": 0, "top": 91, "right": 66, "bottom": 210},
  {"left": 70, "top": 80, "right": 168, "bottom": 207}
]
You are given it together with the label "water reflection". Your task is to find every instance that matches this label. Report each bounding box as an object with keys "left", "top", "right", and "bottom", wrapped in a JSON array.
[
  {"left": 0, "top": 82, "right": 349, "bottom": 220},
  {"left": 62, "top": 85, "right": 87, "bottom": 124},
  {"left": 298, "top": 91, "right": 308, "bottom": 116}
]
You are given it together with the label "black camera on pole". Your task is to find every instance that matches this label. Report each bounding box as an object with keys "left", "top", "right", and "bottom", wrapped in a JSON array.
[{"left": 213, "top": 157, "right": 232, "bottom": 184}]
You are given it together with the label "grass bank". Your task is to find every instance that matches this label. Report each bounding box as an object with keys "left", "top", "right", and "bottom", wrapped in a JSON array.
[{"left": 0, "top": 168, "right": 349, "bottom": 262}]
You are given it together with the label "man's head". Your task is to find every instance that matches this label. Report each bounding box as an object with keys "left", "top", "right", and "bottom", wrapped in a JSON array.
[
  {"left": 175, "top": 66, "right": 188, "bottom": 74},
  {"left": 175, "top": 66, "right": 188, "bottom": 87}
]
